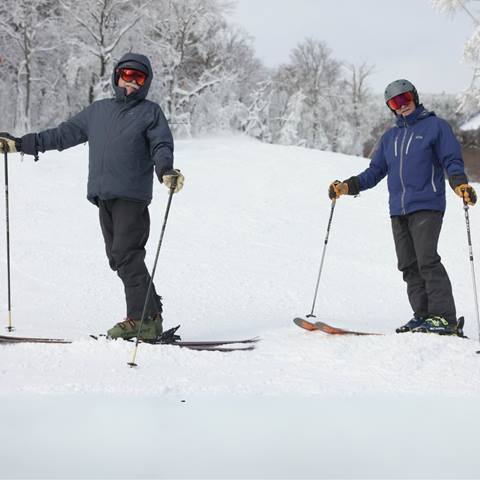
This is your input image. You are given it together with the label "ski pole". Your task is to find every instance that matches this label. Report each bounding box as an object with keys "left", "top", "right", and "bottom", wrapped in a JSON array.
[
  {"left": 307, "top": 199, "right": 336, "bottom": 318},
  {"left": 2, "top": 142, "right": 13, "bottom": 332},
  {"left": 462, "top": 201, "right": 480, "bottom": 352},
  {"left": 128, "top": 178, "right": 178, "bottom": 367}
]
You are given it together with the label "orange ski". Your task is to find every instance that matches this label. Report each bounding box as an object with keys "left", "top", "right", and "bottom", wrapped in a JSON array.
[{"left": 294, "top": 317, "right": 382, "bottom": 336}]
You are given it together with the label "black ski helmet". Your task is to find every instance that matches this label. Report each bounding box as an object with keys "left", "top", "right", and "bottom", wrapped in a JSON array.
[{"left": 384, "top": 79, "right": 419, "bottom": 111}]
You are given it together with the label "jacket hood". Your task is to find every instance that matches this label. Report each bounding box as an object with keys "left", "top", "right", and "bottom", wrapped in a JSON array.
[
  {"left": 112, "top": 53, "right": 153, "bottom": 103},
  {"left": 395, "top": 104, "right": 435, "bottom": 127}
]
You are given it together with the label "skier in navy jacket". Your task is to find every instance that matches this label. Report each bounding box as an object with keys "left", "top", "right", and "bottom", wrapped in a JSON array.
[
  {"left": 329, "top": 79, "right": 477, "bottom": 335},
  {"left": 0, "top": 53, "right": 184, "bottom": 341}
]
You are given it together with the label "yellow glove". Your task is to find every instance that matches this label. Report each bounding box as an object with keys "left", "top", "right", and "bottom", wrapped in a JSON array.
[
  {"left": 455, "top": 184, "right": 477, "bottom": 206},
  {"left": 162, "top": 169, "right": 184, "bottom": 193},
  {"left": 328, "top": 180, "right": 348, "bottom": 199},
  {"left": 0, "top": 132, "right": 20, "bottom": 153}
]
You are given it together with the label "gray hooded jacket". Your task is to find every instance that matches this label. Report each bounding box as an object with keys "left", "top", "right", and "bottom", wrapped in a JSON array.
[{"left": 26, "top": 53, "right": 173, "bottom": 204}]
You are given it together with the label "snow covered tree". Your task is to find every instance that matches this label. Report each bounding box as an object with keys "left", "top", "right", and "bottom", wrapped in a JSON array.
[
  {"left": 142, "top": 0, "right": 230, "bottom": 131},
  {"left": 242, "top": 79, "right": 274, "bottom": 142},
  {"left": 288, "top": 38, "right": 343, "bottom": 150},
  {"left": 0, "top": 0, "right": 377, "bottom": 151},
  {"left": 140, "top": 0, "right": 261, "bottom": 136},
  {"left": 59, "top": 0, "right": 150, "bottom": 105},
  {"left": 0, "top": 0, "right": 63, "bottom": 131},
  {"left": 189, "top": 25, "right": 264, "bottom": 136},
  {"left": 342, "top": 62, "right": 375, "bottom": 155},
  {"left": 0, "top": 0, "right": 263, "bottom": 134},
  {"left": 277, "top": 90, "right": 306, "bottom": 146},
  {"left": 432, "top": 0, "right": 480, "bottom": 115},
  {"left": 264, "top": 38, "right": 375, "bottom": 155}
]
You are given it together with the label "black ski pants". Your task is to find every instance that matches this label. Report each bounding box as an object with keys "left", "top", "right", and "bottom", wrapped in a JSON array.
[
  {"left": 98, "top": 199, "right": 162, "bottom": 320},
  {"left": 391, "top": 210, "right": 456, "bottom": 323}
]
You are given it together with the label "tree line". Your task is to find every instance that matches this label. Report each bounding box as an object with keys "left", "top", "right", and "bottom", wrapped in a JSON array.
[{"left": 0, "top": 0, "right": 471, "bottom": 158}]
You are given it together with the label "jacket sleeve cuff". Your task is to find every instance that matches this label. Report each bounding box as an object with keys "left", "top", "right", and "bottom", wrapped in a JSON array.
[
  {"left": 343, "top": 176, "right": 360, "bottom": 196},
  {"left": 156, "top": 166, "right": 170, "bottom": 183},
  {"left": 20, "top": 133, "right": 39, "bottom": 156},
  {"left": 448, "top": 174, "right": 468, "bottom": 190}
]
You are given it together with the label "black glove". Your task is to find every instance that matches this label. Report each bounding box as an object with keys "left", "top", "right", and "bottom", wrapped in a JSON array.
[
  {"left": 19, "top": 133, "right": 38, "bottom": 158},
  {"left": 0, "top": 132, "right": 21, "bottom": 153}
]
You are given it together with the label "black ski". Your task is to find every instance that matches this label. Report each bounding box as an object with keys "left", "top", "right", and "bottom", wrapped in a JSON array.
[
  {"left": 164, "top": 338, "right": 259, "bottom": 347},
  {"left": 0, "top": 335, "right": 72, "bottom": 344},
  {"left": 90, "top": 326, "right": 259, "bottom": 352},
  {"left": 0, "top": 334, "right": 256, "bottom": 351},
  {"left": 173, "top": 344, "right": 256, "bottom": 352},
  {"left": 0, "top": 326, "right": 259, "bottom": 352}
]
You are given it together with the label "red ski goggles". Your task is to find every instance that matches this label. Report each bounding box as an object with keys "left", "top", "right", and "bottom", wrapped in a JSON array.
[
  {"left": 386, "top": 91, "right": 415, "bottom": 110},
  {"left": 117, "top": 68, "right": 148, "bottom": 86}
]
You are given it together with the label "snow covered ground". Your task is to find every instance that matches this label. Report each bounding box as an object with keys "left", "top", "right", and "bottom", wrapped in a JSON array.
[{"left": 1, "top": 135, "right": 480, "bottom": 478}]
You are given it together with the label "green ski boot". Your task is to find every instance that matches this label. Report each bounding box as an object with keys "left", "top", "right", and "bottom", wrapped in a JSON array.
[
  {"left": 107, "top": 316, "right": 158, "bottom": 341},
  {"left": 152, "top": 313, "right": 163, "bottom": 337}
]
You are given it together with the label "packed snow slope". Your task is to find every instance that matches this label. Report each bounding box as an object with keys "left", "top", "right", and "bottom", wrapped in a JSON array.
[{"left": 1, "top": 134, "right": 480, "bottom": 396}]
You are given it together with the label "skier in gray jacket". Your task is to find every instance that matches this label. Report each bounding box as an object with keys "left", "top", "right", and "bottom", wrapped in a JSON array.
[{"left": 0, "top": 52, "right": 184, "bottom": 340}]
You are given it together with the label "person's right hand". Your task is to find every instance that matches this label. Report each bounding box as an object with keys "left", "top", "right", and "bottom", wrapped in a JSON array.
[
  {"left": 162, "top": 169, "right": 184, "bottom": 193},
  {"left": 0, "top": 132, "right": 21, "bottom": 153},
  {"left": 328, "top": 180, "right": 349, "bottom": 199}
]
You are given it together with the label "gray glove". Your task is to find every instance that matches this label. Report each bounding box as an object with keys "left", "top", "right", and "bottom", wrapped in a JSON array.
[{"left": 162, "top": 169, "right": 184, "bottom": 193}]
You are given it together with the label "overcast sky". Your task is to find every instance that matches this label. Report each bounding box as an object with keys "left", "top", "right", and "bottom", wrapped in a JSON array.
[{"left": 228, "top": 0, "right": 473, "bottom": 95}]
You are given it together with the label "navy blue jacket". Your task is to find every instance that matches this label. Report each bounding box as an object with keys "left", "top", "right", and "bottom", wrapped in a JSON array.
[
  {"left": 23, "top": 53, "right": 173, "bottom": 205},
  {"left": 356, "top": 105, "right": 467, "bottom": 216}
]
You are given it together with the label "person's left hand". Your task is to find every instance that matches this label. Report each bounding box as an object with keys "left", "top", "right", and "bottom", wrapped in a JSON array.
[
  {"left": 162, "top": 169, "right": 184, "bottom": 193},
  {"left": 455, "top": 184, "right": 477, "bottom": 206},
  {"left": 0, "top": 132, "right": 21, "bottom": 153}
]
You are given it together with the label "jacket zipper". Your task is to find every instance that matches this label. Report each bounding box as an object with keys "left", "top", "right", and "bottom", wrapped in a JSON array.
[
  {"left": 405, "top": 132, "right": 414, "bottom": 155},
  {"left": 431, "top": 165, "right": 437, "bottom": 193},
  {"left": 399, "top": 119, "right": 408, "bottom": 215}
]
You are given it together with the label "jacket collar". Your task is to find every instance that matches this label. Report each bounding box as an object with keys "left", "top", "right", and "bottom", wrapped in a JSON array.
[{"left": 395, "top": 104, "right": 434, "bottom": 127}]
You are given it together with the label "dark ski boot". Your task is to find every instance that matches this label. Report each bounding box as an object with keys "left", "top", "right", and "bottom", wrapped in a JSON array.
[
  {"left": 396, "top": 316, "right": 425, "bottom": 333},
  {"left": 412, "top": 315, "right": 464, "bottom": 336}
]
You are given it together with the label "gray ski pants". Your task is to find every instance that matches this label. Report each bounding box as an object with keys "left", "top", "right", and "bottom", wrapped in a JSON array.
[{"left": 391, "top": 210, "right": 456, "bottom": 322}]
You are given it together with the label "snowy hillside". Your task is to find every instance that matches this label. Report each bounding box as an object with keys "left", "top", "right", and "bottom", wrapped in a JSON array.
[{"left": 1, "top": 135, "right": 480, "bottom": 478}]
